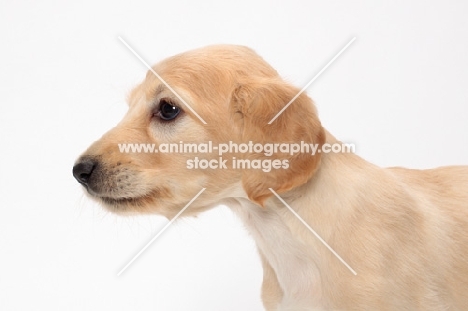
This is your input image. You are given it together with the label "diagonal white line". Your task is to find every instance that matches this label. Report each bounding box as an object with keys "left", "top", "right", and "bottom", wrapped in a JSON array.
[
  {"left": 268, "top": 37, "right": 356, "bottom": 124},
  {"left": 117, "top": 188, "right": 206, "bottom": 276},
  {"left": 268, "top": 188, "right": 357, "bottom": 275},
  {"left": 118, "top": 36, "right": 207, "bottom": 125}
]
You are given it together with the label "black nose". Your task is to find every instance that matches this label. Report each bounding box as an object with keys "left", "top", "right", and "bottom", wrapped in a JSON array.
[{"left": 73, "top": 158, "right": 96, "bottom": 185}]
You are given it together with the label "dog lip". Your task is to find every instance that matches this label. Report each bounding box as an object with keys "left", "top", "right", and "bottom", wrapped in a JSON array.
[
  {"left": 98, "top": 189, "right": 160, "bottom": 206},
  {"left": 100, "top": 195, "right": 139, "bottom": 205}
]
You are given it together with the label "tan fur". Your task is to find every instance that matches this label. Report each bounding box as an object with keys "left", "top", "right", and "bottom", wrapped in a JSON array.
[{"left": 74, "top": 45, "right": 468, "bottom": 310}]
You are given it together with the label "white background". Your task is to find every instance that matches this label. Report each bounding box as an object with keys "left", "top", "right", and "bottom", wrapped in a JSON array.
[{"left": 1, "top": 1, "right": 468, "bottom": 310}]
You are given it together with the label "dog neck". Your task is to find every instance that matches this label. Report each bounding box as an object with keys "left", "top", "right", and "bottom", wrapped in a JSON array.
[
  {"left": 227, "top": 131, "right": 371, "bottom": 308},
  {"left": 229, "top": 194, "right": 324, "bottom": 307}
]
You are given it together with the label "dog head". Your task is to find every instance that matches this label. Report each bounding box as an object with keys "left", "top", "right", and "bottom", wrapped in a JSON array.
[{"left": 73, "top": 45, "right": 325, "bottom": 217}]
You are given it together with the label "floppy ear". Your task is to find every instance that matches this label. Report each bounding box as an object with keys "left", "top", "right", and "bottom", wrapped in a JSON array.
[{"left": 231, "top": 78, "right": 325, "bottom": 206}]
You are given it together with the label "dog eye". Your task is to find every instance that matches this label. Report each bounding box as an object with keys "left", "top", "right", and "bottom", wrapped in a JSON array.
[{"left": 157, "top": 99, "right": 181, "bottom": 121}]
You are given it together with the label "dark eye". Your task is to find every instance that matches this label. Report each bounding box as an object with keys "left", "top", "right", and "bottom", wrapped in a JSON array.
[{"left": 157, "top": 99, "right": 181, "bottom": 121}]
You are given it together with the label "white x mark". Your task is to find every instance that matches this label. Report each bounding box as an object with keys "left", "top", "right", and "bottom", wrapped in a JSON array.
[
  {"left": 269, "top": 188, "right": 357, "bottom": 275},
  {"left": 118, "top": 36, "right": 207, "bottom": 125},
  {"left": 117, "top": 188, "right": 206, "bottom": 276},
  {"left": 268, "top": 37, "right": 356, "bottom": 124}
]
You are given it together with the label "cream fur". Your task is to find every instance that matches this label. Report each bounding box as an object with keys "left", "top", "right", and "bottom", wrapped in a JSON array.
[{"left": 74, "top": 45, "right": 468, "bottom": 310}]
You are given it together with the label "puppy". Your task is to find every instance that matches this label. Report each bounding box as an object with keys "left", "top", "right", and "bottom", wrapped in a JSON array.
[{"left": 73, "top": 45, "right": 468, "bottom": 310}]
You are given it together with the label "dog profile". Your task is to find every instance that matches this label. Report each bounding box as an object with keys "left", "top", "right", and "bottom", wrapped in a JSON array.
[{"left": 73, "top": 45, "right": 468, "bottom": 310}]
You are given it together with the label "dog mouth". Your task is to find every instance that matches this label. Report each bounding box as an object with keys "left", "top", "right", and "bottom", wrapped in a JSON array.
[
  {"left": 77, "top": 178, "right": 159, "bottom": 207},
  {"left": 98, "top": 189, "right": 159, "bottom": 207},
  {"left": 100, "top": 195, "right": 141, "bottom": 205}
]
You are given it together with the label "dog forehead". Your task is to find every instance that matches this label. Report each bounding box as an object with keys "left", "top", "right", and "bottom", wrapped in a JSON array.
[
  {"left": 126, "top": 45, "right": 281, "bottom": 124},
  {"left": 155, "top": 45, "right": 278, "bottom": 80}
]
